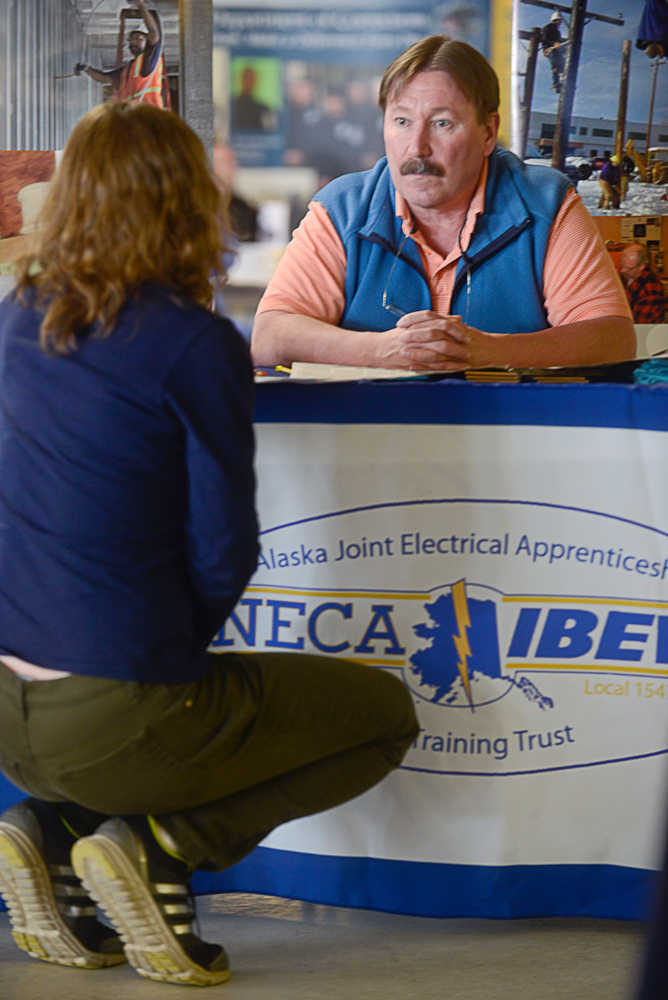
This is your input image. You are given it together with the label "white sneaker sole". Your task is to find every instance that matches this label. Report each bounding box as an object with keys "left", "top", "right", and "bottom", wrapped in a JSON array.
[
  {"left": 71, "top": 833, "right": 230, "bottom": 986},
  {"left": 0, "top": 821, "right": 125, "bottom": 969}
]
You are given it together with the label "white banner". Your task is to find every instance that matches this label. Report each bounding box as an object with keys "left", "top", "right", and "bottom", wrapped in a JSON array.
[{"left": 213, "top": 417, "right": 668, "bottom": 886}]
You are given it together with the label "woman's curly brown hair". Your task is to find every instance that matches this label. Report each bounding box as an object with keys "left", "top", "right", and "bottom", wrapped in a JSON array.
[{"left": 16, "top": 101, "right": 230, "bottom": 353}]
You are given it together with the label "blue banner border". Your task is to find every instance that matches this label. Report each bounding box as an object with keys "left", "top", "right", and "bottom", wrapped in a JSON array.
[
  {"left": 255, "top": 381, "right": 668, "bottom": 432},
  {"left": 193, "top": 845, "right": 655, "bottom": 921}
]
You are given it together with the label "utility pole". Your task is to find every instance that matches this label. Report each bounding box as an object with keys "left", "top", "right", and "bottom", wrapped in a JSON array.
[
  {"left": 615, "top": 39, "right": 631, "bottom": 160},
  {"left": 520, "top": 0, "right": 624, "bottom": 172},
  {"left": 552, "top": 0, "right": 586, "bottom": 171},
  {"left": 517, "top": 27, "right": 541, "bottom": 158},
  {"left": 644, "top": 57, "right": 663, "bottom": 157}
]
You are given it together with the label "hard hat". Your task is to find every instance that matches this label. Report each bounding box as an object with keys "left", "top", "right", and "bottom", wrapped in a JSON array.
[
  {"left": 610, "top": 154, "right": 620, "bottom": 164},
  {"left": 550, "top": 10, "right": 562, "bottom": 20}
]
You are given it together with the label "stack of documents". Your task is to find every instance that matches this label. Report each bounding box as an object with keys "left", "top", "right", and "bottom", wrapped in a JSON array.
[{"left": 287, "top": 362, "right": 454, "bottom": 381}]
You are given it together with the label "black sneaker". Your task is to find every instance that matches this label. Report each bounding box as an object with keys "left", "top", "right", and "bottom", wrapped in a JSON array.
[
  {"left": 71, "top": 817, "right": 230, "bottom": 986},
  {"left": 0, "top": 799, "right": 125, "bottom": 968}
]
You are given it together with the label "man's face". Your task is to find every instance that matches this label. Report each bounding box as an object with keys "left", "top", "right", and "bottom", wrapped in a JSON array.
[
  {"left": 128, "top": 31, "right": 147, "bottom": 57},
  {"left": 289, "top": 79, "right": 314, "bottom": 107},
  {"left": 323, "top": 93, "right": 345, "bottom": 119},
  {"left": 241, "top": 67, "right": 257, "bottom": 94},
  {"left": 620, "top": 252, "right": 642, "bottom": 283},
  {"left": 383, "top": 70, "right": 499, "bottom": 216}
]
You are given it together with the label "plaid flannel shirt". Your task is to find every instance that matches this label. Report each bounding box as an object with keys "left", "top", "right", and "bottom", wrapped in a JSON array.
[{"left": 626, "top": 267, "right": 666, "bottom": 323}]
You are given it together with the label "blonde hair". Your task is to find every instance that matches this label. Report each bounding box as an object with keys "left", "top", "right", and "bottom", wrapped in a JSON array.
[
  {"left": 16, "top": 102, "right": 230, "bottom": 353},
  {"left": 378, "top": 35, "right": 499, "bottom": 125}
]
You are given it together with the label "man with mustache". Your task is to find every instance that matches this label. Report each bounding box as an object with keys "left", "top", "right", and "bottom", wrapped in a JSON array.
[{"left": 252, "top": 36, "right": 634, "bottom": 372}]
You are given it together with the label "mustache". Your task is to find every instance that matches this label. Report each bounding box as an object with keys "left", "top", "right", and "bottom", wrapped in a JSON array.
[{"left": 400, "top": 158, "right": 444, "bottom": 177}]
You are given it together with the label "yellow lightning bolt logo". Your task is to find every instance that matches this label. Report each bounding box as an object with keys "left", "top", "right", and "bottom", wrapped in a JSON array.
[{"left": 451, "top": 579, "right": 474, "bottom": 712}]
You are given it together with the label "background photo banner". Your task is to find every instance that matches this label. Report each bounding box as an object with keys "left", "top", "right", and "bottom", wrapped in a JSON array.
[{"left": 214, "top": 2, "right": 491, "bottom": 168}]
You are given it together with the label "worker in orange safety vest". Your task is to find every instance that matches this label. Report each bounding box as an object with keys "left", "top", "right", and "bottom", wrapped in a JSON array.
[{"left": 75, "top": 0, "right": 170, "bottom": 109}]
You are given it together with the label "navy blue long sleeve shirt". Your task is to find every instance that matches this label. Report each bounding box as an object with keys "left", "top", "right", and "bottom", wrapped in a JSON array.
[{"left": 0, "top": 284, "right": 259, "bottom": 682}]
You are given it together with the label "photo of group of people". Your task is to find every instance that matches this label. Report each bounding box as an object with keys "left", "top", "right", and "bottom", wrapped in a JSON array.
[
  {"left": 282, "top": 65, "right": 385, "bottom": 184},
  {"left": 225, "top": 54, "right": 402, "bottom": 182},
  {"left": 218, "top": 0, "right": 489, "bottom": 175}
]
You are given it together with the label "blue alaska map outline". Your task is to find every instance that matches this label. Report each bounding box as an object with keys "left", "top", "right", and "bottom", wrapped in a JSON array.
[{"left": 408, "top": 583, "right": 554, "bottom": 711}]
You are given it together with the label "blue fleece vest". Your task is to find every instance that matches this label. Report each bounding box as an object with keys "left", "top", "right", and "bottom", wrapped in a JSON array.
[{"left": 314, "top": 149, "right": 571, "bottom": 334}]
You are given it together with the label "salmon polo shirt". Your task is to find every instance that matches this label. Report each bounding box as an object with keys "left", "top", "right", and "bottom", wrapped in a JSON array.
[{"left": 257, "top": 158, "right": 631, "bottom": 330}]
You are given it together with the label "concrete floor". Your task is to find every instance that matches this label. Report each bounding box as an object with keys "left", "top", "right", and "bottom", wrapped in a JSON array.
[{"left": 0, "top": 892, "right": 646, "bottom": 1000}]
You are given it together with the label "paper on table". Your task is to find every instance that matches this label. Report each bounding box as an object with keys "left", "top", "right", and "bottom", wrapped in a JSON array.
[
  {"left": 289, "top": 362, "right": 441, "bottom": 381},
  {"left": 285, "top": 359, "right": 644, "bottom": 384}
]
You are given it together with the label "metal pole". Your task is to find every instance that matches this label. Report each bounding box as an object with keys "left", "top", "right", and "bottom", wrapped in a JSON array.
[
  {"left": 614, "top": 39, "right": 630, "bottom": 159},
  {"left": 552, "top": 0, "right": 588, "bottom": 173},
  {"left": 518, "top": 27, "right": 541, "bottom": 159},
  {"left": 117, "top": 11, "right": 126, "bottom": 68},
  {"left": 179, "top": 0, "right": 213, "bottom": 156},
  {"left": 644, "top": 57, "right": 659, "bottom": 156}
]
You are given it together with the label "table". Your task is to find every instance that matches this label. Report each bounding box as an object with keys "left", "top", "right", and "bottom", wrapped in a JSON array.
[{"left": 2, "top": 379, "right": 668, "bottom": 920}]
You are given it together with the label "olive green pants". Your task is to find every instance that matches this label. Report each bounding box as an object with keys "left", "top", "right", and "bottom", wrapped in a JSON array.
[{"left": 0, "top": 653, "right": 418, "bottom": 870}]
